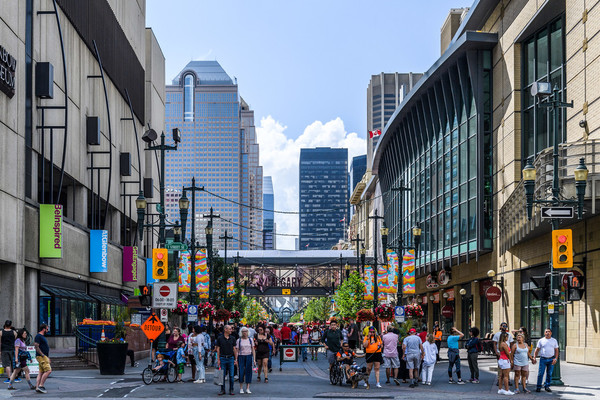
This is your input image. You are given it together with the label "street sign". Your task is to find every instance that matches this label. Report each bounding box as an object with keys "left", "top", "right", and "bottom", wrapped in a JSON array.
[
  {"left": 283, "top": 348, "right": 297, "bottom": 361},
  {"left": 548, "top": 302, "right": 555, "bottom": 314},
  {"left": 282, "top": 288, "right": 291, "bottom": 295},
  {"left": 141, "top": 313, "right": 165, "bottom": 341},
  {"left": 166, "top": 242, "right": 188, "bottom": 251},
  {"left": 188, "top": 305, "right": 198, "bottom": 322},
  {"left": 541, "top": 207, "right": 573, "bottom": 219},
  {"left": 152, "top": 282, "right": 178, "bottom": 309},
  {"left": 394, "top": 306, "right": 405, "bottom": 323},
  {"left": 160, "top": 308, "right": 168, "bottom": 322}
]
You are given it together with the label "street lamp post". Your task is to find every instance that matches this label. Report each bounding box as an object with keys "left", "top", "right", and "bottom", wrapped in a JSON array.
[
  {"left": 523, "top": 84, "right": 589, "bottom": 385},
  {"left": 360, "top": 245, "right": 366, "bottom": 275}
]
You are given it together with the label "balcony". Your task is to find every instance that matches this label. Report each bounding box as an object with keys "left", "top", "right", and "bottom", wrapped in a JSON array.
[{"left": 499, "top": 140, "right": 600, "bottom": 253}]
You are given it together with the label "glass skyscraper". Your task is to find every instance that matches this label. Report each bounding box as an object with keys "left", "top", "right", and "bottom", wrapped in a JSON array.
[
  {"left": 299, "top": 148, "right": 348, "bottom": 250},
  {"left": 164, "top": 61, "right": 263, "bottom": 250},
  {"left": 263, "top": 176, "right": 275, "bottom": 249}
]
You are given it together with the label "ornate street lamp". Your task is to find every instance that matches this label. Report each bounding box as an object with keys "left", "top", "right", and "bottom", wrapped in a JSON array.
[
  {"left": 522, "top": 157, "right": 536, "bottom": 220},
  {"left": 574, "top": 158, "right": 589, "bottom": 219},
  {"left": 135, "top": 191, "right": 147, "bottom": 241},
  {"left": 178, "top": 190, "right": 190, "bottom": 238},
  {"left": 412, "top": 226, "right": 422, "bottom": 256}
]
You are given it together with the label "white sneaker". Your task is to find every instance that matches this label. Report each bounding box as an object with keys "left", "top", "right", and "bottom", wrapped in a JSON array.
[
  {"left": 498, "top": 389, "right": 507, "bottom": 395},
  {"left": 363, "top": 382, "right": 368, "bottom": 387},
  {"left": 246, "top": 389, "right": 252, "bottom": 394},
  {"left": 240, "top": 389, "right": 245, "bottom": 394},
  {"left": 376, "top": 383, "right": 382, "bottom": 388},
  {"left": 505, "top": 391, "right": 515, "bottom": 395},
  {"left": 193, "top": 379, "right": 202, "bottom": 384},
  {"left": 427, "top": 382, "right": 431, "bottom": 385}
]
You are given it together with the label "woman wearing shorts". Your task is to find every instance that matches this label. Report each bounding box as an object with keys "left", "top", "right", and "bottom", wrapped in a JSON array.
[
  {"left": 7, "top": 329, "right": 35, "bottom": 390},
  {"left": 254, "top": 326, "right": 273, "bottom": 383},
  {"left": 362, "top": 327, "right": 383, "bottom": 388},
  {"left": 497, "top": 332, "right": 514, "bottom": 395},
  {"left": 512, "top": 333, "right": 536, "bottom": 393}
]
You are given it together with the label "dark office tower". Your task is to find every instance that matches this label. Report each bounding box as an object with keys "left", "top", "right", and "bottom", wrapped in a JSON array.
[
  {"left": 299, "top": 148, "right": 348, "bottom": 250},
  {"left": 350, "top": 155, "right": 367, "bottom": 193},
  {"left": 263, "top": 176, "right": 275, "bottom": 249}
]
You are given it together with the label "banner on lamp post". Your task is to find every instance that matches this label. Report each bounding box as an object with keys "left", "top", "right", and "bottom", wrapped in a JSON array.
[
  {"left": 402, "top": 249, "right": 416, "bottom": 294},
  {"left": 39, "top": 204, "right": 63, "bottom": 258},
  {"left": 363, "top": 265, "right": 374, "bottom": 301},
  {"left": 122, "top": 246, "right": 138, "bottom": 282},
  {"left": 196, "top": 249, "right": 209, "bottom": 299},
  {"left": 178, "top": 250, "right": 191, "bottom": 292},
  {"left": 90, "top": 230, "right": 108, "bottom": 272}
]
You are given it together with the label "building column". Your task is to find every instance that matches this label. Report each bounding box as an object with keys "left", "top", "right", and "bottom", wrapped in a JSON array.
[
  {"left": 0, "top": 263, "right": 26, "bottom": 328},
  {"left": 454, "top": 284, "right": 462, "bottom": 331},
  {"left": 472, "top": 280, "right": 481, "bottom": 331},
  {"left": 427, "top": 294, "right": 434, "bottom": 330}
]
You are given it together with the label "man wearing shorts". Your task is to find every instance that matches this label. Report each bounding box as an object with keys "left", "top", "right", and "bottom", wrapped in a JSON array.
[
  {"left": 382, "top": 325, "right": 400, "bottom": 385},
  {"left": 321, "top": 321, "right": 343, "bottom": 370},
  {"left": 34, "top": 324, "right": 52, "bottom": 394},
  {"left": 1, "top": 320, "right": 17, "bottom": 384},
  {"left": 402, "top": 328, "right": 423, "bottom": 388}
]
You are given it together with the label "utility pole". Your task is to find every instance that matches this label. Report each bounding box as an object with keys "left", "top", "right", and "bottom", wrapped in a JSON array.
[
  {"left": 351, "top": 234, "right": 365, "bottom": 274},
  {"left": 220, "top": 229, "right": 234, "bottom": 265}
]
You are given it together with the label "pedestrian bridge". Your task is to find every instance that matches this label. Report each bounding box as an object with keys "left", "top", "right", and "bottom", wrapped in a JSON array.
[{"left": 216, "top": 250, "right": 374, "bottom": 297}]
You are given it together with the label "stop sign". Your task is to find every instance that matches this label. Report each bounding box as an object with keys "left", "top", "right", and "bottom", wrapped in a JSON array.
[
  {"left": 159, "top": 285, "right": 171, "bottom": 297},
  {"left": 285, "top": 348, "right": 294, "bottom": 358},
  {"left": 485, "top": 286, "right": 502, "bottom": 302}
]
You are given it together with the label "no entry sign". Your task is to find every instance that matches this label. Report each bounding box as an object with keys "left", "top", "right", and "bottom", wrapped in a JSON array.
[
  {"left": 152, "top": 282, "right": 177, "bottom": 309},
  {"left": 282, "top": 347, "right": 297, "bottom": 361}
]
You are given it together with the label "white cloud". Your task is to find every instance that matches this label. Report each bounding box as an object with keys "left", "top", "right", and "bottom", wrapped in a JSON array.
[{"left": 257, "top": 116, "right": 367, "bottom": 250}]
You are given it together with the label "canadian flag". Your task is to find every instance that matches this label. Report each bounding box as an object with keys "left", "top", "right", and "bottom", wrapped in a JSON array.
[{"left": 369, "top": 129, "right": 382, "bottom": 139}]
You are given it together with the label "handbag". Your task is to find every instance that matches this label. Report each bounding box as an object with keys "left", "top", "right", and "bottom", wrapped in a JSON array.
[{"left": 213, "top": 367, "right": 224, "bottom": 386}]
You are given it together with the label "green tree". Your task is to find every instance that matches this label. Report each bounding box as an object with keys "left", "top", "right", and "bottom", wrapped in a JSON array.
[
  {"left": 243, "top": 298, "right": 269, "bottom": 325},
  {"left": 303, "top": 297, "right": 331, "bottom": 322},
  {"left": 333, "top": 271, "right": 367, "bottom": 320},
  {"left": 290, "top": 313, "right": 302, "bottom": 323}
]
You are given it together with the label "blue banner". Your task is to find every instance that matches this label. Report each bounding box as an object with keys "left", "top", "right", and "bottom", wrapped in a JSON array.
[
  {"left": 146, "top": 258, "right": 158, "bottom": 285},
  {"left": 90, "top": 230, "right": 108, "bottom": 272}
]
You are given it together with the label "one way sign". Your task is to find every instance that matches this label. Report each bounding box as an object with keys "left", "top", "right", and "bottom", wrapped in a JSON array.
[{"left": 541, "top": 207, "right": 573, "bottom": 219}]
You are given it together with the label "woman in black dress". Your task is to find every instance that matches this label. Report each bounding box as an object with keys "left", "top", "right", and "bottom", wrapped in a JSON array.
[
  {"left": 254, "top": 326, "right": 273, "bottom": 383},
  {"left": 394, "top": 328, "right": 409, "bottom": 383}
]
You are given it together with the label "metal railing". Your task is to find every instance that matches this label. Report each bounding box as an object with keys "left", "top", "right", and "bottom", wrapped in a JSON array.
[
  {"left": 74, "top": 326, "right": 102, "bottom": 367},
  {"left": 499, "top": 140, "right": 600, "bottom": 253}
]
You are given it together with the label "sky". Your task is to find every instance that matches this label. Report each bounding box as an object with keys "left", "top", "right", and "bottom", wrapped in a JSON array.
[{"left": 146, "top": 0, "right": 473, "bottom": 249}]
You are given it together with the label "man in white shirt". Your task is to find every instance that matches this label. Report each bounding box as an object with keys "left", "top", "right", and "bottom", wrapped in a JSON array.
[
  {"left": 492, "top": 322, "right": 514, "bottom": 385},
  {"left": 533, "top": 328, "right": 559, "bottom": 393}
]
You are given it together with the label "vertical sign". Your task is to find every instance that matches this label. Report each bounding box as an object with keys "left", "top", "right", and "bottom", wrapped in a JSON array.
[
  {"left": 146, "top": 258, "right": 158, "bottom": 285},
  {"left": 226, "top": 277, "right": 235, "bottom": 296},
  {"left": 402, "top": 249, "right": 416, "bottom": 294},
  {"left": 363, "top": 265, "right": 374, "bottom": 301},
  {"left": 39, "top": 204, "right": 62, "bottom": 258},
  {"left": 123, "top": 246, "right": 138, "bottom": 282},
  {"left": 90, "top": 230, "right": 108, "bottom": 272},
  {"left": 178, "top": 250, "right": 191, "bottom": 292},
  {"left": 196, "top": 249, "right": 209, "bottom": 299}
]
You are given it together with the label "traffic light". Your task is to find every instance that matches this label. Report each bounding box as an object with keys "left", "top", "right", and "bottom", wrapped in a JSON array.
[
  {"left": 530, "top": 275, "right": 550, "bottom": 301},
  {"left": 152, "top": 248, "right": 168, "bottom": 279},
  {"left": 552, "top": 229, "right": 573, "bottom": 269},
  {"left": 566, "top": 275, "right": 585, "bottom": 301},
  {"left": 139, "top": 285, "right": 152, "bottom": 306}
]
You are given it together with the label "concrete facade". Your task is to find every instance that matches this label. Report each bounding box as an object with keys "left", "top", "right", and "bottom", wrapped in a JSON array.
[{"left": 0, "top": 0, "right": 164, "bottom": 347}]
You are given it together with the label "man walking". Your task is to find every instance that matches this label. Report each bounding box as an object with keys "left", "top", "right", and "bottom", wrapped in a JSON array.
[
  {"left": 280, "top": 323, "right": 291, "bottom": 345},
  {"left": 402, "top": 328, "right": 423, "bottom": 388},
  {"left": 216, "top": 325, "right": 238, "bottom": 396},
  {"left": 1, "top": 320, "right": 17, "bottom": 384},
  {"left": 34, "top": 324, "right": 52, "bottom": 394},
  {"left": 382, "top": 325, "right": 400, "bottom": 385},
  {"left": 534, "top": 328, "right": 559, "bottom": 393},
  {"left": 321, "top": 320, "right": 343, "bottom": 371},
  {"left": 347, "top": 319, "right": 359, "bottom": 351}
]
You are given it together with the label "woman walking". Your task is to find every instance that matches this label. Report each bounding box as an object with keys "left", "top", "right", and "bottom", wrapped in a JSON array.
[
  {"left": 421, "top": 334, "right": 438, "bottom": 385},
  {"left": 310, "top": 326, "right": 321, "bottom": 360},
  {"left": 363, "top": 327, "right": 383, "bottom": 388},
  {"left": 254, "top": 326, "right": 273, "bottom": 383},
  {"left": 497, "top": 332, "right": 514, "bottom": 395},
  {"left": 192, "top": 326, "right": 205, "bottom": 383},
  {"left": 7, "top": 329, "right": 35, "bottom": 390},
  {"left": 300, "top": 327, "right": 310, "bottom": 362},
  {"left": 237, "top": 327, "right": 255, "bottom": 394},
  {"left": 512, "top": 333, "right": 535, "bottom": 393}
]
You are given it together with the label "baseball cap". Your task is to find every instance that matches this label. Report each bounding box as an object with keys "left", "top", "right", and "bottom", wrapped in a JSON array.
[{"left": 409, "top": 328, "right": 417, "bottom": 333}]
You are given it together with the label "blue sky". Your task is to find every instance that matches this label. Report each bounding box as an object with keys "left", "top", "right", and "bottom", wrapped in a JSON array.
[{"left": 146, "top": 0, "right": 473, "bottom": 249}]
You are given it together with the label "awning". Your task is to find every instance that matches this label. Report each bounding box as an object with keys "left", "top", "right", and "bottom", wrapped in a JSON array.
[
  {"left": 90, "top": 294, "right": 125, "bottom": 306},
  {"left": 40, "top": 285, "right": 96, "bottom": 301}
]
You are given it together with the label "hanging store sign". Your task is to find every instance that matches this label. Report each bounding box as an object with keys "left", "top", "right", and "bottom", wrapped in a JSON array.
[
  {"left": 39, "top": 204, "right": 62, "bottom": 258},
  {"left": 438, "top": 269, "right": 451, "bottom": 286},
  {"left": 0, "top": 44, "right": 16, "bottom": 98},
  {"left": 90, "top": 230, "right": 108, "bottom": 272},
  {"left": 485, "top": 286, "right": 502, "bottom": 302},
  {"left": 426, "top": 274, "right": 439, "bottom": 289},
  {"left": 446, "top": 288, "right": 455, "bottom": 301},
  {"left": 123, "top": 246, "right": 138, "bottom": 282}
]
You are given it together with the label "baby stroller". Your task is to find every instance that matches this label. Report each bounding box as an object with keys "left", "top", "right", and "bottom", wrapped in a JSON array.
[{"left": 142, "top": 350, "right": 177, "bottom": 384}]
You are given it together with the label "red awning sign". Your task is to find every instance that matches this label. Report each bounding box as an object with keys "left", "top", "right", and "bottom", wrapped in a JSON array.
[{"left": 485, "top": 286, "right": 502, "bottom": 303}]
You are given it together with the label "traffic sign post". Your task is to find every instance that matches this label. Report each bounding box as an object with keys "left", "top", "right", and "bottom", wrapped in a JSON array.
[
  {"left": 394, "top": 306, "right": 405, "bottom": 323},
  {"left": 541, "top": 207, "right": 573, "bottom": 219},
  {"left": 141, "top": 313, "right": 165, "bottom": 341},
  {"left": 188, "top": 305, "right": 198, "bottom": 322},
  {"left": 166, "top": 242, "right": 188, "bottom": 251},
  {"left": 152, "top": 282, "right": 178, "bottom": 309},
  {"left": 160, "top": 309, "right": 168, "bottom": 322}
]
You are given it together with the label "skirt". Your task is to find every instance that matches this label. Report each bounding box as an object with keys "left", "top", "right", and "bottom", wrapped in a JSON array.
[{"left": 365, "top": 352, "right": 383, "bottom": 364}]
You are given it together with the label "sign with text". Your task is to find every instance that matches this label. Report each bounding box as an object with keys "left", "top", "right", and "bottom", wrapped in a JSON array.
[
  {"left": 123, "top": 246, "right": 138, "bottom": 282},
  {"left": 39, "top": 204, "right": 62, "bottom": 258},
  {"left": 0, "top": 44, "right": 16, "bottom": 98},
  {"left": 485, "top": 286, "right": 502, "bottom": 302},
  {"left": 188, "top": 305, "right": 198, "bottom": 322},
  {"left": 160, "top": 308, "right": 168, "bottom": 322},
  {"left": 141, "top": 313, "right": 165, "bottom": 341},
  {"left": 90, "top": 230, "right": 108, "bottom": 272},
  {"left": 152, "top": 282, "right": 177, "bottom": 309},
  {"left": 394, "top": 306, "right": 405, "bottom": 323}
]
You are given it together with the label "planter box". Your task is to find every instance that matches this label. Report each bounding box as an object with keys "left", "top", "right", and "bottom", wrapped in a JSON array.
[{"left": 97, "top": 342, "right": 128, "bottom": 375}]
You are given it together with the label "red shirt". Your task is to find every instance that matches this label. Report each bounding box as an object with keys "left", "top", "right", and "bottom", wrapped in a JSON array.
[
  {"left": 418, "top": 331, "right": 427, "bottom": 343},
  {"left": 273, "top": 329, "right": 281, "bottom": 340},
  {"left": 281, "top": 326, "right": 291, "bottom": 340}
]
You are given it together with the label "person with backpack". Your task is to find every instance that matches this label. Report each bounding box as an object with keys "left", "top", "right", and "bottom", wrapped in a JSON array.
[
  {"left": 465, "top": 327, "right": 482, "bottom": 383},
  {"left": 236, "top": 327, "right": 256, "bottom": 394},
  {"left": 321, "top": 320, "right": 343, "bottom": 371}
]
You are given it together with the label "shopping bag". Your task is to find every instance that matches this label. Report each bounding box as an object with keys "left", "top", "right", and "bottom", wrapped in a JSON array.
[{"left": 213, "top": 368, "right": 224, "bottom": 386}]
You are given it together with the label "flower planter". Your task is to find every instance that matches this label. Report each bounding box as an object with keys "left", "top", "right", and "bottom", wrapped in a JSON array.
[{"left": 97, "top": 342, "right": 128, "bottom": 375}]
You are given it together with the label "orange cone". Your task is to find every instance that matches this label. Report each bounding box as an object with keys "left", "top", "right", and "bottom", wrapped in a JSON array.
[{"left": 100, "top": 327, "right": 106, "bottom": 341}]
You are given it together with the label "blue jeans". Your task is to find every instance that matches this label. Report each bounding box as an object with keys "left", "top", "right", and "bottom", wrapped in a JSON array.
[
  {"left": 537, "top": 357, "right": 554, "bottom": 389},
  {"left": 238, "top": 354, "right": 253, "bottom": 384},
  {"left": 193, "top": 347, "right": 205, "bottom": 380},
  {"left": 301, "top": 345, "right": 308, "bottom": 361},
  {"left": 447, "top": 349, "right": 461, "bottom": 375},
  {"left": 220, "top": 356, "right": 235, "bottom": 392}
]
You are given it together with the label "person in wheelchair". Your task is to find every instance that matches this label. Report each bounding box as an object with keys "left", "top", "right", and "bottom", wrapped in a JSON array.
[{"left": 336, "top": 342, "right": 365, "bottom": 380}]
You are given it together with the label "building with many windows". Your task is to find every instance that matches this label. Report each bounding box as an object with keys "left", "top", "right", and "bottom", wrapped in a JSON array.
[
  {"left": 374, "top": 0, "right": 600, "bottom": 366},
  {"left": 299, "top": 148, "right": 348, "bottom": 250},
  {"left": 263, "top": 176, "right": 276, "bottom": 249},
  {"left": 164, "top": 61, "right": 263, "bottom": 250}
]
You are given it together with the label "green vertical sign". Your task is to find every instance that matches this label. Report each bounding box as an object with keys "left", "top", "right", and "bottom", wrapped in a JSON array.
[{"left": 39, "top": 204, "right": 63, "bottom": 258}]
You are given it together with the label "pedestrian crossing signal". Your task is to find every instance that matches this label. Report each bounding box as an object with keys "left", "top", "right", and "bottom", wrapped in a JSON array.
[
  {"left": 567, "top": 275, "right": 585, "bottom": 301},
  {"left": 552, "top": 229, "right": 573, "bottom": 269},
  {"left": 152, "top": 248, "right": 168, "bottom": 279}
]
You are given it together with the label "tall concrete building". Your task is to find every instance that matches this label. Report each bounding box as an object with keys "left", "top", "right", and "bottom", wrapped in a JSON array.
[
  {"left": 440, "top": 8, "right": 469, "bottom": 55},
  {"left": 0, "top": 0, "right": 164, "bottom": 344},
  {"left": 263, "top": 176, "right": 276, "bottom": 249},
  {"left": 299, "top": 148, "right": 348, "bottom": 250},
  {"left": 366, "top": 73, "right": 423, "bottom": 168},
  {"left": 164, "top": 61, "right": 262, "bottom": 250}
]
